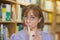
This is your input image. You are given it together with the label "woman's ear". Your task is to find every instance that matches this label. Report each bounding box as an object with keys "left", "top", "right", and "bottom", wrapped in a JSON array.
[{"left": 38, "top": 17, "right": 42, "bottom": 23}]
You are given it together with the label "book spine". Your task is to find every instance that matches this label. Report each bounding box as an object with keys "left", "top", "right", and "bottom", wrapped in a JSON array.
[
  {"left": 1, "top": 24, "right": 4, "bottom": 40},
  {"left": 11, "top": 4, "right": 16, "bottom": 21},
  {"left": 1, "top": 3, "right": 6, "bottom": 21},
  {"left": 18, "top": 24, "right": 23, "bottom": 31},
  {"left": 0, "top": 24, "right": 1, "bottom": 40},
  {"left": 17, "top": 5, "right": 22, "bottom": 22},
  {"left": 3, "top": 25, "right": 8, "bottom": 40},
  {"left": 43, "top": 25, "right": 50, "bottom": 33},
  {"left": 43, "top": 12, "right": 49, "bottom": 22},
  {"left": 0, "top": 4, "right": 2, "bottom": 21},
  {"left": 48, "top": 13, "right": 53, "bottom": 22},
  {"left": 6, "top": 4, "right": 11, "bottom": 21}
]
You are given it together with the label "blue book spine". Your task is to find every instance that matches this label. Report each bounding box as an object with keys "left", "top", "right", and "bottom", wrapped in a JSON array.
[
  {"left": 18, "top": 24, "right": 23, "bottom": 31},
  {"left": 0, "top": 4, "right": 2, "bottom": 18},
  {"left": 0, "top": 24, "right": 1, "bottom": 40},
  {"left": 3, "top": 25, "right": 8, "bottom": 40}
]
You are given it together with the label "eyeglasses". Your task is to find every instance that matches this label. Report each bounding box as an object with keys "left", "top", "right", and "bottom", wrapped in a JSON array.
[{"left": 23, "top": 16, "right": 37, "bottom": 22}]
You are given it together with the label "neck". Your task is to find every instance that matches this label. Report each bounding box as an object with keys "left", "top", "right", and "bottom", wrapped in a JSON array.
[
  {"left": 25, "top": 26, "right": 42, "bottom": 36},
  {"left": 31, "top": 27, "right": 38, "bottom": 33},
  {"left": 26, "top": 26, "right": 41, "bottom": 34}
]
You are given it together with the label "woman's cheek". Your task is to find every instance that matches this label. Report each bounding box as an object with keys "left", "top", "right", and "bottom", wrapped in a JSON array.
[
  {"left": 24, "top": 21, "right": 28, "bottom": 27},
  {"left": 25, "top": 21, "right": 28, "bottom": 25}
]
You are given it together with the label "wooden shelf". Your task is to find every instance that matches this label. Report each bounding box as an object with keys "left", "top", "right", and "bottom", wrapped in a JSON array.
[
  {"left": 0, "top": 21, "right": 23, "bottom": 24},
  {"left": 44, "top": 21, "right": 60, "bottom": 24},
  {"left": 56, "top": 22, "right": 60, "bottom": 24},
  {"left": 42, "top": 9, "right": 53, "bottom": 13},
  {"left": 44, "top": 21, "right": 52, "bottom": 24},
  {"left": 56, "top": 14, "right": 60, "bottom": 16},
  {"left": 16, "top": 2, "right": 31, "bottom": 6},
  {"left": 1, "top": 0, "right": 16, "bottom": 4},
  {"left": 16, "top": 1, "right": 38, "bottom": 6},
  {"left": 0, "top": 21, "right": 16, "bottom": 23},
  {"left": 16, "top": 21, "right": 23, "bottom": 23}
]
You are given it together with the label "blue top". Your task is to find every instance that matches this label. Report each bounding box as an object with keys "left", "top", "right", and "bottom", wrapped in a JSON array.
[{"left": 10, "top": 29, "right": 53, "bottom": 40}]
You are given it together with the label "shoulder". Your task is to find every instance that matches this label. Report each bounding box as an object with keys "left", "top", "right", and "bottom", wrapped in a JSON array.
[
  {"left": 42, "top": 31, "right": 54, "bottom": 40},
  {"left": 10, "top": 29, "right": 27, "bottom": 40}
]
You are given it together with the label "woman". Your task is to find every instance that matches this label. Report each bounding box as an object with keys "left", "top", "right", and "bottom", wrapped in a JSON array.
[{"left": 10, "top": 5, "right": 53, "bottom": 40}]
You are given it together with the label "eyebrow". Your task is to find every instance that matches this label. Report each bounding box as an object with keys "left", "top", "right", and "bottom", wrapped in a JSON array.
[{"left": 30, "top": 15, "right": 35, "bottom": 17}]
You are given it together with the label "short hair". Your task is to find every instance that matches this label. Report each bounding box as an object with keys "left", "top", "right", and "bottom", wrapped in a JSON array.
[{"left": 22, "top": 4, "right": 44, "bottom": 30}]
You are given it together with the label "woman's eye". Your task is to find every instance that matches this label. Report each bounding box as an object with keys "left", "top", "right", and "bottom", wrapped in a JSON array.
[
  {"left": 31, "top": 17, "right": 35, "bottom": 19},
  {"left": 24, "top": 16, "right": 27, "bottom": 18},
  {"left": 30, "top": 17, "right": 35, "bottom": 21},
  {"left": 23, "top": 16, "right": 27, "bottom": 19}
]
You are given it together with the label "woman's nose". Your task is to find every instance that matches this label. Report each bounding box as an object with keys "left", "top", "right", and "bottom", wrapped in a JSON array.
[{"left": 26, "top": 19, "right": 30, "bottom": 24}]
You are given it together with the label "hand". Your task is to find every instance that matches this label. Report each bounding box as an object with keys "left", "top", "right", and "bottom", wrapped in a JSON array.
[{"left": 33, "top": 35, "right": 42, "bottom": 40}]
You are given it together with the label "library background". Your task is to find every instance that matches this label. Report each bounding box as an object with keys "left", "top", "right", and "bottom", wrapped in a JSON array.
[{"left": 0, "top": 0, "right": 60, "bottom": 40}]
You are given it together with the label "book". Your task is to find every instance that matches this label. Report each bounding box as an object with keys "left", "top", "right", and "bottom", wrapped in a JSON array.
[
  {"left": 57, "top": 16, "right": 60, "bottom": 23},
  {"left": 44, "top": 1, "right": 53, "bottom": 11},
  {"left": 56, "top": 1, "right": 60, "bottom": 14},
  {"left": 17, "top": 5, "right": 22, "bottom": 22},
  {"left": 36, "top": 0, "right": 40, "bottom": 5},
  {"left": 18, "top": 24, "right": 23, "bottom": 31},
  {"left": 25, "top": 0, "right": 32, "bottom": 5},
  {"left": 17, "top": 0, "right": 25, "bottom": 4},
  {"left": 16, "top": 0, "right": 40, "bottom": 5},
  {"left": 48, "top": 13, "right": 53, "bottom": 22},
  {"left": 1, "top": 3, "right": 6, "bottom": 21},
  {"left": 1, "top": 24, "right": 4, "bottom": 40},
  {"left": 6, "top": 4, "right": 11, "bottom": 21},
  {"left": 1, "top": 3, "right": 12, "bottom": 21},
  {"left": 0, "top": 24, "right": 1, "bottom": 40},
  {"left": 55, "top": 25, "right": 60, "bottom": 32},
  {"left": 43, "top": 12, "right": 53, "bottom": 22},
  {"left": 43, "top": 12, "right": 49, "bottom": 22},
  {"left": 0, "top": 4, "right": 2, "bottom": 21},
  {"left": 3, "top": 25, "right": 9, "bottom": 40},
  {"left": 11, "top": 4, "right": 16, "bottom": 21},
  {"left": 0, "top": 24, "right": 9, "bottom": 40},
  {"left": 0, "top": 3, "right": 12, "bottom": 21},
  {"left": 16, "top": 24, "right": 23, "bottom": 33},
  {"left": 16, "top": 26, "right": 18, "bottom": 33},
  {"left": 43, "top": 25, "right": 51, "bottom": 33}
]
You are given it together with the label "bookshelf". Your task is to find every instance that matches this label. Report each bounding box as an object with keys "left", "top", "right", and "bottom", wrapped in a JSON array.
[
  {"left": 0, "top": 0, "right": 60, "bottom": 40},
  {"left": 0, "top": 0, "right": 40, "bottom": 40},
  {"left": 40, "top": 0, "right": 60, "bottom": 40},
  {"left": 42, "top": 9, "right": 53, "bottom": 13},
  {"left": 0, "top": 0, "right": 21, "bottom": 40}
]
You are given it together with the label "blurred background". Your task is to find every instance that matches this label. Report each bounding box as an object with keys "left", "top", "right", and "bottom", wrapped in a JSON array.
[{"left": 0, "top": 0, "right": 60, "bottom": 40}]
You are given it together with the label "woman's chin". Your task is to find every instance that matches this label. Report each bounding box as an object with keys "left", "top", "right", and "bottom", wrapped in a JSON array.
[{"left": 29, "top": 26, "right": 35, "bottom": 30}]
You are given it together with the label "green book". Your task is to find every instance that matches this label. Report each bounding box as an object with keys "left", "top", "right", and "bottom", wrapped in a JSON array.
[
  {"left": 36, "top": 0, "right": 40, "bottom": 5},
  {"left": 6, "top": 4, "right": 11, "bottom": 21},
  {"left": 6, "top": 12, "right": 11, "bottom": 21},
  {"left": 18, "top": 24, "right": 23, "bottom": 31}
]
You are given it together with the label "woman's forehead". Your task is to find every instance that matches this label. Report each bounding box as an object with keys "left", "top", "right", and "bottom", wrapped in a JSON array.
[
  {"left": 26, "top": 10, "right": 34, "bottom": 16},
  {"left": 24, "top": 10, "right": 38, "bottom": 17}
]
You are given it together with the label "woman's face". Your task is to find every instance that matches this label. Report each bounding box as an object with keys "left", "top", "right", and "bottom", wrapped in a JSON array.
[{"left": 23, "top": 10, "right": 41, "bottom": 30}]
